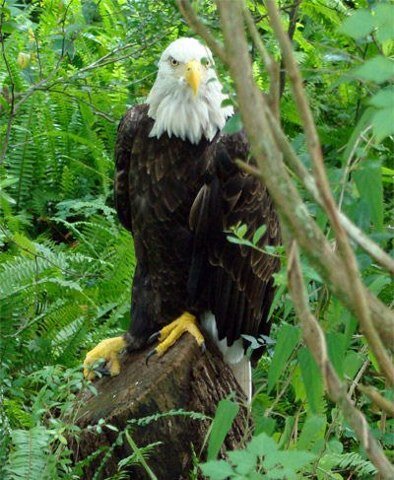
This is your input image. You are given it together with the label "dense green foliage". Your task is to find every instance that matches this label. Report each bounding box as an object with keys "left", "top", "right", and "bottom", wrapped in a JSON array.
[{"left": 0, "top": 0, "right": 393, "bottom": 479}]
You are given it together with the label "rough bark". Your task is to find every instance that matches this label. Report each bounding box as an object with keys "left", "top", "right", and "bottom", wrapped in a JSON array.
[{"left": 72, "top": 336, "right": 249, "bottom": 479}]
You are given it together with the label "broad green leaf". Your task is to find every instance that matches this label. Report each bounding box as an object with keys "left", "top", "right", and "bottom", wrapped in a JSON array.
[
  {"left": 381, "top": 166, "right": 394, "bottom": 184},
  {"left": 296, "top": 414, "right": 327, "bottom": 452},
  {"left": 374, "top": 4, "right": 394, "bottom": 43},
  {"left": 369, "top": 87, "right": 394, "bottom": 109},
  {"left": 340, "top": 10, "right": 374, "bottom": 39},
  {"left": 369, "top": 88, "right": 394, "bottom": 140},
  {"left": 227, "top": 235, "right": 253, "bottom": 247},
  {"left": 199, "top": 460, "right": 234, "bottom": 480},
  {"left": 371, "top": 108, "right": 394, "bottom": 141},
  {"left": 267, "top": 324, "right": 300, "bottom": 392},
  {"left": 298, "top": 347, "right": 324, "bottom": 414},
  {"left": 277, "top": 416, "right": 295, "bottom": 449},
  {"left": 221, "top": 98, "right": 233, "bottom": 108},
  {"left": 236, "top": 224, "right": 247, "bottom": 238},
  {"left": 353, "top": 56, "right": 394, "bottom": 83},
  {"left": 343, "top": 351, "right": 364, "bottom": 380},
  {"left": 382, "top": 39, "right": 394, "bottom": 56},
  {"left": 353, "top": 162, "right": 383, "bottom": 230},
  {"left": 229, "top": 449, "right": 256, "bottom": 475},
  {"left": 252, "top": 224, "right": 267, "bottom": 245},
  {"left": 207, "top": 399, "right": 239, "bottom": 461},
  {"left": 247, "top": 432, "right": 278, "bottom": 457},
  {"left": 341, "top": 108, "right": 374, "bottom": 165},
  {"left": 291, "top": 365, "right": 307, "bottom": 403},
  {"left": 223, "top": 113, "right": 243, "bottom": 134},
  {"left": 280, "top": 450, "right": 317, "bottom": 470},
  {"left": 327, "top": 333, "right": 346, "bottom": 378},
  {"left": 366, "top": 274, "right": 391, "bottom": 296},
  {"left": 252, "top": 399, "right": 277, "bottom": 436},
  {"left": 265, "top": 450, "right": 316, "bottom": 472}
]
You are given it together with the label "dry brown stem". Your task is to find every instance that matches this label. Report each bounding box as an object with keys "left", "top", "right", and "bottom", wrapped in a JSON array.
[
  {"left": 243, "top": 7, "right": 280, "bottom": 120},
  {"left": 260, "top": 100, "right": 394, "bottom": 276},
  {"left": 177, "top": 0, "right": 227, "bottom": 62},
  {"left": 265, "top": 0, "right": 394, "bottom": 385},
  {"left": 358, "top": 384, "right": 394, "bottom": 418},
  {"left": 286, "top": 237, "right": 394, "bottom": 479}
]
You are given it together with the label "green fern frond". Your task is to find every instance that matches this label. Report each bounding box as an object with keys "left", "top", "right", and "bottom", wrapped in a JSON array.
[{"left": 5, "top": 426, "right": 53, "bottom": 480}]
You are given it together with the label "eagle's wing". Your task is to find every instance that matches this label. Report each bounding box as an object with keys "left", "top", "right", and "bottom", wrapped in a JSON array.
[
  {"left": 114, "top": 105, "right": 147, "bottom": 232},
  {"left": 189, "top": 131, "right": 281, "bottom": 348}
]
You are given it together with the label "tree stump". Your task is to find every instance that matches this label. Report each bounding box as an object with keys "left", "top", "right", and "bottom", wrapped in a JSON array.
[{"left": 72, "top": 335, "right": 250, "bottom": 479}]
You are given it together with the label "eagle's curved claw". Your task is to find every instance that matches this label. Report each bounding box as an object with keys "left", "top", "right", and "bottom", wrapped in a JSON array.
[
  {"left": 145, "top": 349, "right": 156, "bottom": 365},
  {"left": 147, "top": 331, "right": 161, "bottom": 345},
  {"left": 145, "top": 312, "right": 205, "bottom": 365},
  {"left": 83, "top": 336, "right": 126, "bottom": 380}
]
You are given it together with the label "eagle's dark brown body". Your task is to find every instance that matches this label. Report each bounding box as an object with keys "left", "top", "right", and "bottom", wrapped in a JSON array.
[{"left": 115, "top": 104, "right": 280, "bottom": 354}]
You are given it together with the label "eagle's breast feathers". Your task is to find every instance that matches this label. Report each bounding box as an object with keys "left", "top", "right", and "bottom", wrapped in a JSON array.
[{"left": 114, "top": 103, "right": 281, "bottom": 356}]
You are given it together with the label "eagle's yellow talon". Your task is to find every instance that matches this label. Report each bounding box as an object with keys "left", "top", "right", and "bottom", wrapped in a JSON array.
[
  {"left": 155, "top": 312, "right": 204, "bottom": 357},
  {"left": 83, "top": 336, "right": 126, "bottom": 380}
]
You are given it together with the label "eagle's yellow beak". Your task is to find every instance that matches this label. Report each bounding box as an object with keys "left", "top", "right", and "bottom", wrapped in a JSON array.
[{"left": 185, "top": 60, "right": 202, "bottom": 96}]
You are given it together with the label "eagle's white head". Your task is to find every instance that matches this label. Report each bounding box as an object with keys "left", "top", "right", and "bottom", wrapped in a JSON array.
[{"left": 147, "top": 37, "right": 233, "bottom": 145}]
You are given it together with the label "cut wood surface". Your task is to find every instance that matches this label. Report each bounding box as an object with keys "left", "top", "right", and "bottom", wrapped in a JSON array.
[{"left": 73, "top": 335, "right": 249, "bottom": 479}]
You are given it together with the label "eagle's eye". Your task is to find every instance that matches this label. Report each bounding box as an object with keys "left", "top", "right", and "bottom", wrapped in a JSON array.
[
  {"left": 201, "top": 57, "right": 211, "bottom": 69},
  {"left": 169, "top": 57, "right": 179, "bottom": 67}
]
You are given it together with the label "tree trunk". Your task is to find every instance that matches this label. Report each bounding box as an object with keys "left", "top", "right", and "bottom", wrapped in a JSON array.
[{"left": 72, "top": 335, "right": 250, "bottom": 479}]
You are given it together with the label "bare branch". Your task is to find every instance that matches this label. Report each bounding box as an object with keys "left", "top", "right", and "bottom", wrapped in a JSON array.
[
  {"left": 261, "top": 101, "right": 394, "bottom": 275},
  {"left": 12, "top": 27, "right": 177, "bottom": 115},
  {"left": 339, "top": 214, "right": 394, "bottom": 275},
  {"left": 266, "top": 0, "right": 394, "bottom": 385},
  {"left": 358, "top": 384, "right": 394, "bottom": 418},
  {"left": 286, "top": 236, "right": 394, "bottom": 479},
  {"left": 177, "top": 0, "right": 227, "bottom": 62},
  {"left": 279, "top": 0, "right": 301, "bottom": 97},
  {"left": 243, "top": 7, "right": 280, "bottom": 120},
  {"left": 348, "top": 355, "right": 369, "bottom": 399}
]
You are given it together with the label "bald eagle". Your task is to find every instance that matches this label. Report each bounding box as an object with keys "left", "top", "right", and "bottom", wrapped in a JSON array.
[{"left": 84, "top": 38, "right": 280, "bottom": 398}]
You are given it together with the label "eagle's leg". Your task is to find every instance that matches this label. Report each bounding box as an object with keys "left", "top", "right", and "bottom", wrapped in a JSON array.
[
  {"left": 147, "top": 311, "right": 205, "bottom": 362},
  {"left": 83, "top": 336, "right": 126, "bottom": 380}
]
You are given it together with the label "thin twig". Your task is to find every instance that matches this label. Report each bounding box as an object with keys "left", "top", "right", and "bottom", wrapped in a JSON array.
[
  {"left": 41, "top": 88, "right": 116, "bottom": 122},
  {"left": 235, "top": 159, "right": 261, "bottom": 177},
  {"left": 279, "top": 0, "right": 301, "bottom": 97},
  {"left": 358, "top": 385, "right": 394, "bottom": 418},
  {"left": 258, "top": 100, "right": 394, "bottom": 276},
  {"left": 243, "top": 7, "right": 280, "bottom": 120},
  {"left": 348, "top": 354, "right": 369, "bottom": 399},
  {"left": 177, "top": 0, "right": 227, "bottom": 62},
  {"left": 13, "top": 27, "right": 177, "bottom": 114},
  {"left": 236, "top": 91, "right": 394, "bottom": 277},
  {"left": 337, "top": 126, "right": 372, "bottom": 211}
]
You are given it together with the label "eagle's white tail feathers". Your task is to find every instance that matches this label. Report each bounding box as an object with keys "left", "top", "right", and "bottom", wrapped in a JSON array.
[
  {"left": 230, "top": 356, "right": 252, "bottom": 403},
  {"left": 201, "top": 312, "right": 252, "bottom": 403}
]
